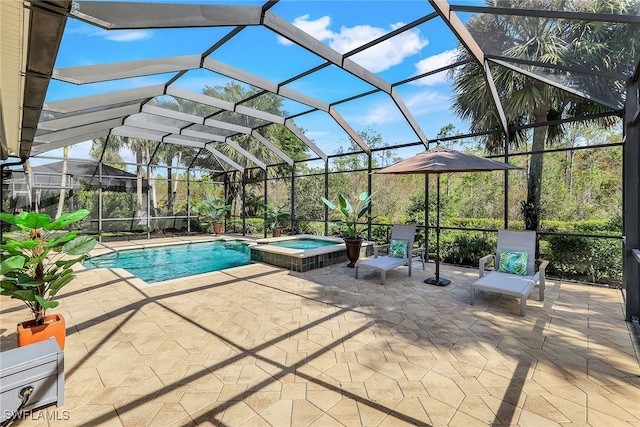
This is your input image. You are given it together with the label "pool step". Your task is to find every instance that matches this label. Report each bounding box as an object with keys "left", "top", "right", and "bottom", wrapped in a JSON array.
[{"left": 88, "top": 242, "right": 120, "bottom": 268}]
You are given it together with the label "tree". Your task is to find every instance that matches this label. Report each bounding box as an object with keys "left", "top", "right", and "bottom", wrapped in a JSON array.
[
  {"left": 89, "top": 138, "right": 124, "bottom": 168},
  {"left": 55, "top": 145, "right": 69, "bottom": 219},
  {"left": 196, "top": 83, "right": 311, "bottom": 214},
  {"left": 243, "top": 192, "right": 264, "bottom": 217},
  {"left": 200, "top": 82, "right": 310, "bottom": 174},
  {"left": 91, "top": 135, "right": 153, "bottom": 221},
  {"left": 150, "top": 96, "right": 209, "bottom": 215},
  {"left": 449, "top": 0, "right": 637, "bottom": 231},
  {"left": 333, "top": 127, "right": 397, "bottom": 170}
]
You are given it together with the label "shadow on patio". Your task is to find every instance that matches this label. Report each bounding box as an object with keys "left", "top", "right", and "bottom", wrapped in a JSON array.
[{"left": 1, "top": 243, "right": 639, "bottom": 426}]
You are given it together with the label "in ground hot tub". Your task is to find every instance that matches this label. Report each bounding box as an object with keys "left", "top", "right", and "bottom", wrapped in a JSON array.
[{"left": 251, "top": 234, "right": 374, "bottom": 272}]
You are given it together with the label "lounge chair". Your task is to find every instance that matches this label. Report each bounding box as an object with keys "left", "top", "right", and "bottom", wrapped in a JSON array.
[
  {"left": 470, "top": 230, "right": 549, "bottom": 316},
  {"left": 355, "top": 224, "right": 426, "bottom": 285}
]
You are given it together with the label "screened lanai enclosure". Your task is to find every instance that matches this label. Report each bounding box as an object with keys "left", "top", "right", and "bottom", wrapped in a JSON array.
[{"left": 1, "top": 1, "right": 639, "bottom": 324}]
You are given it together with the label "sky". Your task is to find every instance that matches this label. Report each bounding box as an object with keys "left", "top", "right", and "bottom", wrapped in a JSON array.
[{"left": 42, "top": 0, "right": 475, "bottom": 166}]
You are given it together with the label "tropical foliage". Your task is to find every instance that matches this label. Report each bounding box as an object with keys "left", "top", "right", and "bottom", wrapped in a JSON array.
[
  {"left": 264, "top": 204, "right": 290, "bottom": 229},
  {"left": 192, "top": 192, "right": 232, "bottom": 231},
  {"left": 322, "top": 192, "right": 376, "bottom": 239},
  {"left": 0, "top": 209, "right": 96, "bottom": 324},
  {"left": 448, "top": 0, "right": 638, "bottom": 231}
]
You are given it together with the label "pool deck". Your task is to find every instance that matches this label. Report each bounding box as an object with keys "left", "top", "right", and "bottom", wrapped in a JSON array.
[
  {"left": 1, "top": 235, "right": 639, "bottom": 426},
  {"left": 89, "top": 234, "right": 256, "bottom": 255}
]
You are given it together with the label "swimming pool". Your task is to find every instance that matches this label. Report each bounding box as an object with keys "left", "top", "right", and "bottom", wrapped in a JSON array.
[{"left": 84, "top": 240, "right": 251, "bottom": 283}]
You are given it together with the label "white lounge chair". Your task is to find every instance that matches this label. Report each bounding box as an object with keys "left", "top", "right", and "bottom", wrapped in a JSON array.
[
  {"left": 470, "top": 230, "right": 549, "bottom": 316},
  {"left": 355, "top": 224, "right": 426, "bottom": 285}
]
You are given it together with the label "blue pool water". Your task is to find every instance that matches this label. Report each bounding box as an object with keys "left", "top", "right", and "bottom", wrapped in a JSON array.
[
  {"left": 268, "top": 238, "right": 339, "bottom": 250},
  {"left": 84, "top": 241, "right": 251, "bottom": 283}
]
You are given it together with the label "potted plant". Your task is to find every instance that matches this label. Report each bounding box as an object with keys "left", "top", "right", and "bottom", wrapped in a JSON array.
[
  {"left": 264, "top": 204, "right": 290, "bottom": 237},
  {"left": 194, "top": 192, "right": 232, "bottom": 236},
  {"left": 321, "top": 191, "right": 375, "bottom": 267},
  {"left": 0, "top": 209, "right": 96, "bottom": 349}
]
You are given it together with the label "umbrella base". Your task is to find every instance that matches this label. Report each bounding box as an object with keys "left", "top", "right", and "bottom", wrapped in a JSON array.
[{"left": 424, "top": 277, "right": 451, "bottom": 286}]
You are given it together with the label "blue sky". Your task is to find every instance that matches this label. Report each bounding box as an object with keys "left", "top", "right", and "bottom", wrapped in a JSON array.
[{"left": 45, "top": 1, "right": 473, "bottom": 165}]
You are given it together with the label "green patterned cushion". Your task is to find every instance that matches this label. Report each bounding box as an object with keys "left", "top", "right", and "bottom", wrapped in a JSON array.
[
  {"left": 389, "top": 239, "right": 409, "bottom": 258},
  {"left": 498, "top": 249, "right": 529, "bottom": 276}
]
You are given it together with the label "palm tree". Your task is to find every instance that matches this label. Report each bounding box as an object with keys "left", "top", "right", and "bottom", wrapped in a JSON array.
[
  {"left": 89, "top": 137, "right": 125, "bottom": 167},
  {"left": 54, "top": 145, "right": 70, "bottom": 219},
  {"left": 150, "top": 96, "right": 208, "bottom": 214},
  {"left": 198, "top": 83, "right": 310, "bottom": 213},
  {"left": 243, "top": 192, "right": 264, "bottom": 217},
  {"left": 201, "top": 83, "right": 309, "bottom": 172},
  {"left": 450, "top": 0, "right": 637, "bottom": 231},
  {"left": 91, "top": 135, "right": 153, "bottom": 220},
  {"left": 157, "top": 143, "right": 182, "bottom": 215}
]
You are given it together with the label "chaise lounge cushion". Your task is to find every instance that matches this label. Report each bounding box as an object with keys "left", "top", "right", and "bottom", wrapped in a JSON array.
[
  {"left": 470, "top": 271, "right": 537, "bottom": 316},
  {"left": 357, "top": 255, "right": 411, "bottom": 272},
  {"left": 471, "top": 271, "right": 536, "bottom": 298}
]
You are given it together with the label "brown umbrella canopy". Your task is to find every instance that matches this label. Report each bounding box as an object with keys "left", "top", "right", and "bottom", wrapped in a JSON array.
[
  {"left": 378, "top": 144, "right": 521, "bottom": 174},
  {"left": 378, "top": 143, "right": 520, "bottom": 286}
]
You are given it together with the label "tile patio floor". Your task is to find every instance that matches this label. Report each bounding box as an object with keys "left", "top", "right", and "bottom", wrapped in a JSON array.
[{"left": 1, "top": 236, "right": 639, "bottom": 426}]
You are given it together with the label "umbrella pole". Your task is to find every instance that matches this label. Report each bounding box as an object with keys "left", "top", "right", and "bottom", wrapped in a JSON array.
[
  {"left": 436, "top": 172, "right": 440, "bottom": 280},
  {"left": 425, "top": 173, "right": 451, "bottom": 286}
]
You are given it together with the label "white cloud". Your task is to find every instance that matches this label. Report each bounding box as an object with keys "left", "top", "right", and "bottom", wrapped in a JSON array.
[
  {"left": 65, "top": 22, "right": 152, "bottom": 43},
  {"left": 347, "top": 88, "right": 450, "bottom": 127},
  {"left": 329, "top": 24, "right": 386, "bottom": 53},
  {"left": 412, "top": 50, "right": 457, "bottom": 86},
  {"left": 346, "top": 27, "right": 428, "bottom": 73},
  {"left": 104, "top": 30, "right": 153, "bottom": 42},
  {"left": 277, "top": 14, "right": 333, "bottom": 46},
  {"left": 278, "top": 15, "right": 428, "bottom": 73},
  {"left": 294, "top": 14, "right": 335, "bottom": 42},
  {"left": 352, "top": 102, "right": 402, "bottom": 126},
  {"left": 403, "top": 89, "right": 450, "bottom": 116}
]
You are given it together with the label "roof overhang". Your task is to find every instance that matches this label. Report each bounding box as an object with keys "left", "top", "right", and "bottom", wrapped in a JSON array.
[
  {"left": 0, "top": 0, "right": 70, "bottom": 161},
  {"left": 0, "top": 0, "right": 28, "bottom": 159}
]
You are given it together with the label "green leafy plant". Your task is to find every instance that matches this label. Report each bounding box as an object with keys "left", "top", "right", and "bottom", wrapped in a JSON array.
[
  {"left": 193, "top": 192, "right": 232, "bottom": 229},
  {"left": 0, "top": 209, "right": 97, "bottom": 325},
  {"left": 264, "top": 204, "right": 290, "bottom": 229},
  {"left": 441, "top": 231, "right": 496, "bottom": 266},
  {"left": 546, "top": 234, "right": 622, "bottom": 284},
  {"left": 228, "top": 218, "right": 263, "bottom": 235},
  {"left": 321, "top": 191, "right": 375, "bottom": 239}
]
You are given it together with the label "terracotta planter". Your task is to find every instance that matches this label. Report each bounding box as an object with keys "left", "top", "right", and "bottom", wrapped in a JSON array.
[
  {"left": 344, "top": 238, "right": 363, "bottom": 268},
  {"left": 17, "top": 313, "right": 66, "bottom": 350},
  {"left": 272, "top": 227, "right": 282, "bottom": 237},
  {"left": 213, "top": 221, "right": 223, "bottom": 236}
]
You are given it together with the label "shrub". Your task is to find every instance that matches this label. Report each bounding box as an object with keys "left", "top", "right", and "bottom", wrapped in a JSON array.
[
  {"left": 370, "top": 223, "right": 392, "bottom": 244},
  {"left": 441, "top": 231, "right": 496, "bottom": 266},
  {"left": 228, "top": 218, "right": 264, "bottom": 236},
  {"left": 545, "top": 234, "right": 622, "bottom": 284},
  {"left": 447, "top": 218, "right": 508, "bottom": 230}
]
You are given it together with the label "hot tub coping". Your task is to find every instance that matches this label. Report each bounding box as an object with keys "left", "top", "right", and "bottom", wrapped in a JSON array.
[{"left": 252, "top": 234, "right": 374, "bottom": 259}]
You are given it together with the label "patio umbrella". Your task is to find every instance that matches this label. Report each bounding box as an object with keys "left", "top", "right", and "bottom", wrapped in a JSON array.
[{"left": 378, "top": 143, "right": 520, "bottom": 286}]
